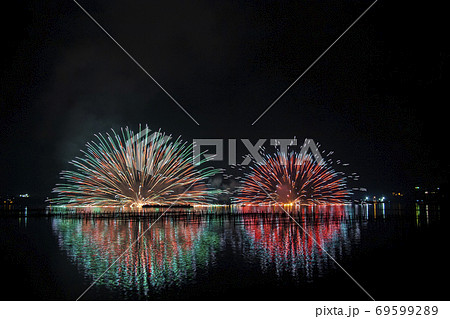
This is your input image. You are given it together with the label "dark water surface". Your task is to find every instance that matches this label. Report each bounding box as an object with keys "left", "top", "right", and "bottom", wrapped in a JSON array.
[{"left": 0, "top": 204, "right": 446, "bottom": 300}]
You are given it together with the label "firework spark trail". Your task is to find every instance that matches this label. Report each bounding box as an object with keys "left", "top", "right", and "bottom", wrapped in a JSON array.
[
  {"left": 235, "top": 151, "right": 350, "bottom": 205},
  {"left": 51, "top": 125, "right": 221, "bottom": 207}
]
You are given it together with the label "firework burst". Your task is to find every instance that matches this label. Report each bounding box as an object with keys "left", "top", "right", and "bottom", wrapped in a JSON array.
[
  {"left": 235, "top": 151, "right": 349, "bottom": 205},
  {"left": 51, "top": 126, "right": 220, "bottom": 207}
]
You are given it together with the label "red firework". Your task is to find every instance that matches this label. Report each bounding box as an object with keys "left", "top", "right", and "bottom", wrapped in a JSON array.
[{"left": 235, "top": 152, "right": 349, "bottom": 205}]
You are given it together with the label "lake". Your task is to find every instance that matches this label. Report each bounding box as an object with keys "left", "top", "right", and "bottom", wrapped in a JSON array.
[{"left": 0, "top": 203, "right": 446, "bottom": 300}]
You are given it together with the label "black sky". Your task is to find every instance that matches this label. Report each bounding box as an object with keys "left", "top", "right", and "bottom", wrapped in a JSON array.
[{"left": 1, "top": 0, "right": 448, "bottom": 199}]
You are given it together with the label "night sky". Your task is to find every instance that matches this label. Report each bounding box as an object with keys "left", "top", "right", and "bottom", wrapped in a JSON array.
[{"left": 1, "top": 0, "right": 448, "bottom": 200}]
